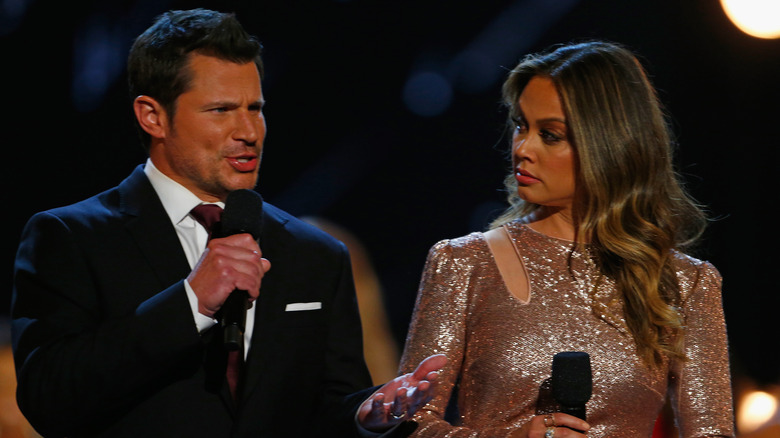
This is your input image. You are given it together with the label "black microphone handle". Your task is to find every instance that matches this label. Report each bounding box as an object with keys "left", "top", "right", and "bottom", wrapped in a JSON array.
[
  {"left": 221, "top": 290, "right": 249, "bottom": 351},
  {"left": 215, "top": 189, "right": 264, "bottom": 350},
  {"left": 559, "top": 405, "right": 586, "bottom": 421}
]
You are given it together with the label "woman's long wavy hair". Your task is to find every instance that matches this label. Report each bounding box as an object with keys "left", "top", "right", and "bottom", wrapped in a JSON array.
[{"left": 491, "top": 41, "right": 708, "bottom": 367}]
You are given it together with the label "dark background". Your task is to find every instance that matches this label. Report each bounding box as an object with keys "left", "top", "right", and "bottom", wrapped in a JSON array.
[{"left": 3, "top": 0, "right": 779, "bottom": 389}]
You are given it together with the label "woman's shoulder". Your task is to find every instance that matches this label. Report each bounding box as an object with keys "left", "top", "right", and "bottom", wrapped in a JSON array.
[
  {"left": 670, "top": 250, "right": 723, "bottom": 300},
  {"left": 430, "top": 231, "right": 488, "bottom": 251},
  {"left": 424, "top": 231, "right": 492, "bottom": 268},
  {"left": 670, "top": 250, "right": 720, "bottom": 276}
]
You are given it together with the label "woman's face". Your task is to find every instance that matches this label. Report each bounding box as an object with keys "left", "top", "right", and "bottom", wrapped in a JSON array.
[{"left": 511, "top": 76, "right": 576, "bottom": 213}]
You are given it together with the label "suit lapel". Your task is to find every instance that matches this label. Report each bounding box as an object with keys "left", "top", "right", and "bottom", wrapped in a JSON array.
[
  {"left": 118, "top": 165, "right": 192, "bottom": 288},
  {"left": 241, "top": 206, "right": 293, "bottom": 403}
]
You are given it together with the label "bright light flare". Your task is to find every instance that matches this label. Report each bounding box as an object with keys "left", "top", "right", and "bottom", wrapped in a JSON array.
[
  {"left": 737, "top": 390, "right": 778, "bottom": 433},
  {"left": 721, "top": 0, "right": 780, "bottom": 39}
]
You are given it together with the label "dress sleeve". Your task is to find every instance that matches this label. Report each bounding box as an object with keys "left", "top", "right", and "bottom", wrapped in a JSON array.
[
  {"left": 670, "top": 261, "right": 736, "bottom": 437},
  {"left": 398, "top": 240, "right": 519, "bottom": 438}
]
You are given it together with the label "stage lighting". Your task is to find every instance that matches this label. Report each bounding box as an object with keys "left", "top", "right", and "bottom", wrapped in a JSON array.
[
  {"left": 737, "top": 389, "right": 778, "bottom": 433},
  {"left": 721, "top": 0, "right": 780, "bottom": 39}
]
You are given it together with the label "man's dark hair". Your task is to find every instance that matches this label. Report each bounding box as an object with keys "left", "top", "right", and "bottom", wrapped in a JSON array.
[{"left": 127, "top": 8, "right": 263, "bottom": 150}]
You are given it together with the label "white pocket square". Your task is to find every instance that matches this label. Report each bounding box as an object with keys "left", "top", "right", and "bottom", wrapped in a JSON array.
[{"left": 285, "top": 302, "right": 322, "bottom": 311}]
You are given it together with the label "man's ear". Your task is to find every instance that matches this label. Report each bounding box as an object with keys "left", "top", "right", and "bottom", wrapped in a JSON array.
[{"left": 133, "top": 95, "right": 169, "bottom": 139}]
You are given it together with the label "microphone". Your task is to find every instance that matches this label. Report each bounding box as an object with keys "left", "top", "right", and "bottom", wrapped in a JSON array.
[
  {"left": 551, "top": 351, "right": 592, "bottom": 421},
  {"left": 213, "top": 189, "right": 264, "bottom": 351}
]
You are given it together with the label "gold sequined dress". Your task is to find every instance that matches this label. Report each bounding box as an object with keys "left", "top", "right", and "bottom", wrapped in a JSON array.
[{"left": 399, "top": 222, "right": 734, "bottom": 437}]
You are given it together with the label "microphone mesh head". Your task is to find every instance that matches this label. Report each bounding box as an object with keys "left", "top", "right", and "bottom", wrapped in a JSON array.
[
  {"left": 221, "top": 189, "right": 264, "bottom": 240},
  {"left": 551, "top": 351, "right": 592, "bottom": 406}
]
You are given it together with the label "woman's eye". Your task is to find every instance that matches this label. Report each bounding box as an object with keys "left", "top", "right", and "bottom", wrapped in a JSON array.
[
  {"left": 540, "top": 130, "right": 564, "bottom": 144},
  {"left": 511, "top": 117, "right": 527, "bottom": 132}
]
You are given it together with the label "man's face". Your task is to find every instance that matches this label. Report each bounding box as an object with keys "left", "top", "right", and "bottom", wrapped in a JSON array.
[{"left": 151, "top": 53, "right": 266, "bottom": 202}]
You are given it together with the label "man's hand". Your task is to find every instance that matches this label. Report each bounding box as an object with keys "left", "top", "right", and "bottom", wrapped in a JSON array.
[
  {"left": 358, "top": 354, "right": 448, "bottom": 432},
  {"left": 187, "top": 233, "right": 271, "bottom": 317}
]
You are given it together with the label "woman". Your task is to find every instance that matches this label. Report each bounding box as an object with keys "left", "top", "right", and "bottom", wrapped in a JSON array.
[{"left": 398, "top": 41, "right": 734, "bottom": 437}]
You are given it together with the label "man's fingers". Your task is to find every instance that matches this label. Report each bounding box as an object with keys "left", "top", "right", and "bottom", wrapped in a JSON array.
[
  {"left": 207, "top": 237, "right": 269, "bottom": 294},
  {"left": 411, "top": 354, "right": 447, "bottom": 380},
  {"left": 371, "top": 393, "right": 384, "bottom": 413},
  {"left": 414, "top": 380, "right": 430, "bottom": 395},
  {"left": 390, "top": 387, "right": 408, "bottom": 420}
]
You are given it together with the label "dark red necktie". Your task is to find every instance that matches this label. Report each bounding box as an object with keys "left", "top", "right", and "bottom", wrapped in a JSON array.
[
  {"left": 190, "top": 204, "right": 223, "bottom": 239},
  {"left": 190, "top": 204, "right": 243, "bottom": 402}
]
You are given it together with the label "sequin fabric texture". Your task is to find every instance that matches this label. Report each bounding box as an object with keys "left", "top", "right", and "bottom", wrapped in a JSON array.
[{"left": 399, "top": 221, "right": 734, "bottom": 437}]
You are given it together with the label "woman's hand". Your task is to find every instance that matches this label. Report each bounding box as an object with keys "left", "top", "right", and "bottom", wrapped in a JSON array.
[{"left": 511, "top": 413, "right": 590, "bottom": 438}]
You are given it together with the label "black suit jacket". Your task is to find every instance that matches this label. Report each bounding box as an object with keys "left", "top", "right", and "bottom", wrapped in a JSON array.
[{"left": 12, "top": 165, "right": 376, "bottom": 437}]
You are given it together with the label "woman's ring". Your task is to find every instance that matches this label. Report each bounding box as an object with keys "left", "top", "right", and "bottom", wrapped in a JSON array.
[
  {"left": 390, "top": 411, "right": 406, "bottom": 420},
  {"left": 545, "top": 426, "right": 556, "bottom": 438}
]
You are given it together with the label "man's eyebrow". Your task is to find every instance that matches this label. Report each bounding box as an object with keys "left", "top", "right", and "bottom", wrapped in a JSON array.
[{"left": 203, "top": 100, "right": 238, "bottom": 108}]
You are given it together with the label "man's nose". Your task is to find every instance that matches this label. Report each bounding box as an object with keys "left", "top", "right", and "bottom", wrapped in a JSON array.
[{"left": 234, "top": 111, "right": 263, "bottom": 144}]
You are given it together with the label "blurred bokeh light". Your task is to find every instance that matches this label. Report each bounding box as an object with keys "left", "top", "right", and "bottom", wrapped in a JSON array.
[{"left": 721, "top": 0, "right": 780, "bottom": 39}]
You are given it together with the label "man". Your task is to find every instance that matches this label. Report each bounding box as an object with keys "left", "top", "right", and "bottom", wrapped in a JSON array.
[{"left": 11, "top": 9, "right": 444, "bottom": 437}]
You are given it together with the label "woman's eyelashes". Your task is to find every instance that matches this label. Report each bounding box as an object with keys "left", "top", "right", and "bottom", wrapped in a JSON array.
[
  {"left": 511, "top": 116, "right": 527, "bottom": 133},
  {"left": 539, "top": 128, "right": 565, "bottom": 144},
  {"left": 512, "top": 115, "right": 566, "bottom": 145}
]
